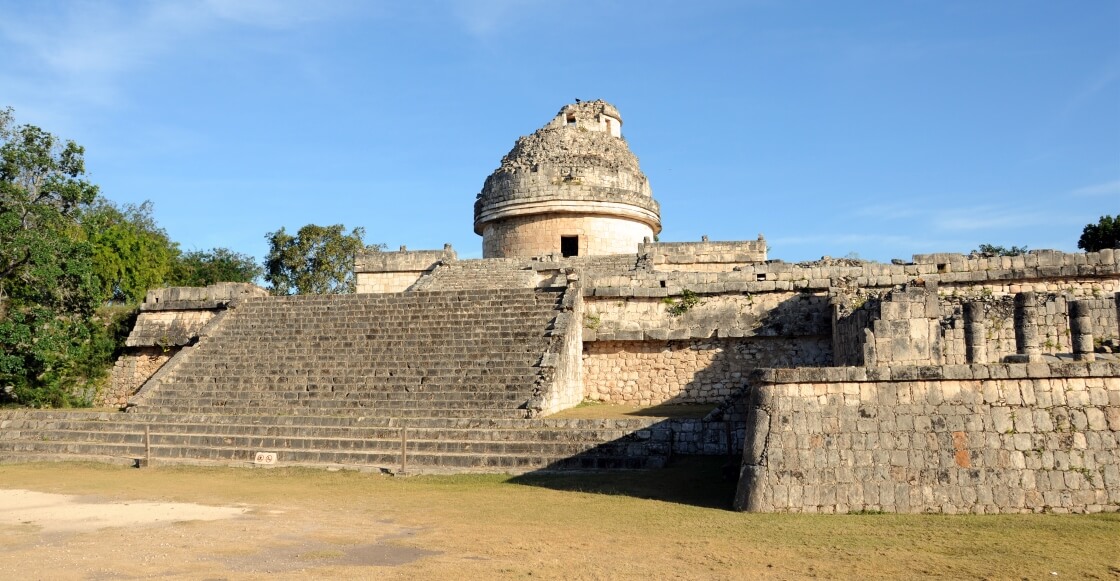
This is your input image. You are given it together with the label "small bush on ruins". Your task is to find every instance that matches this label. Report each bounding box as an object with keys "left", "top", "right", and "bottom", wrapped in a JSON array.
[{"left": 972, "top": 244, "right": 1028, "bottom": 257}]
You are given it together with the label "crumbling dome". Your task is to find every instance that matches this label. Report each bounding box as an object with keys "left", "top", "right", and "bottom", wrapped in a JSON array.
[{"left": 474, "top": 100, "right": 662, "bottom": 258}]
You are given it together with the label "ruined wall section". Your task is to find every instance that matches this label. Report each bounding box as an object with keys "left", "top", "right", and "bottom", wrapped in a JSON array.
[
  {"left": 583, "top": 338, "right": 830, "bottom": 405},
  {"left": 639, "top": 238, "right": 767, "bottom": 272},
  {"left": 735, "top": 363, "right": 1120, "bottom": 514},
  {"left": 354, "top": 246, "right": 456, "bottom": 294},
  {"left": 102, "top": 283, "right": 266, "bottom": 408}
]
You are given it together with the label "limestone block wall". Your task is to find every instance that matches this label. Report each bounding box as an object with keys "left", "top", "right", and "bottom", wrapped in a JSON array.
[
  {"left": 583, "top": 292, "right": 831, "bottom": 342},
  {"left": 834, "top": 286, "right": 1119, "bottom": 368},
  {"left": 735, "top": 363, "right": 1120, "bottom": 514},
  {"left": 639, "top": 239, "right": 768, "bottom": 272},
  {"left": 126, "top": 310, "right": 215, "bottom": 348},
  {"left": 354, "top": 247, "right": 455, "bottom": 294},
  {"left": 99, "top": 347, "right": 175, "bottom": 408},
  {"left": 583, "top": 249, "right": 1119, "bottom": 298},
  {"left": 482, "top": 213, "right": 653, "bottom": 259},
  {"left": 356, "top": 272, "right": 428, "bottom": 294},
  {"left": 583, "top": 338, "right": 831, "bottom": 405}
]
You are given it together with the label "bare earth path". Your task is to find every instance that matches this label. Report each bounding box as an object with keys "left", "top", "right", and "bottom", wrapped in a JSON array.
[{"left": 0, "top": 460, "right": 1117, "bottom": 580}]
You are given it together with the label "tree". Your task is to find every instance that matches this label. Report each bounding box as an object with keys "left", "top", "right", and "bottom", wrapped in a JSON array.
[
  {"left": 169, "top": 247, "right": 263, "bottom": 287},
  {"left": 1, "top": 107, "right": 111, "bottom": 406},
  {"left": 82, "top": 199, "right": 180, "bottom": 303},
  {"left": 264, "top": 224, "right": 376, "bottom": 295},
  {"left": 972, "top": 244, "right": 1028, "bottom": 257},
  {"left": 0, "top": 106, "right": 100, "bottom": 302},
  {"left": 1077, "top": 215, "right": 1119, "bottom": 252}
]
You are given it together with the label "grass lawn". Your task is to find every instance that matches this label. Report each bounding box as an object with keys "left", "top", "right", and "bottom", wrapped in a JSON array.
[{"left": 0, "top": 458, "right": 1116, "bottom": 580}]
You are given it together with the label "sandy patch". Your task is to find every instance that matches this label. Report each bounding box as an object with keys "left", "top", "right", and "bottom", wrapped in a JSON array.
[{"left": 0, "top": 489, "right": 246, "bottom": 533}]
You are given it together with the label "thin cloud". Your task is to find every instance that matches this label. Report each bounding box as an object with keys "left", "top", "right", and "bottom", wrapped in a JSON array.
[
  {"left": 0, "top": 1, "right": 363, "bottom": 113},
  {"left": 450, "top": 0, "right": 548, "bottom": 39},
  {"left": 1069, "top": 179, "right": 1120, "bottom": 198}
]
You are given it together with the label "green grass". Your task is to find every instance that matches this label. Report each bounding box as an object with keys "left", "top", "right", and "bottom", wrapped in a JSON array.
[{"left": 0, "top": 460, "right": 1116, "bottom": 580}]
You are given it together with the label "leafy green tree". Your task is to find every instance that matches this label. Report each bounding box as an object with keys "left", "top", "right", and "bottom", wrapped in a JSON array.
[
  {"left": 1077, "top": 215, "right": 1119, "bottom": 252},
  {"left": 0, "top": 107, "right": 100, "bottom": 301},
  {"left": 82, "top": 199, "right": 179, "bottom": 303},
  {"left": 264, "top": 224, "right": 375, "bottom": 295},
  {"left": 170, "top": 247, "right": 263, "bottom": 287},
  {"left": 973, "top": 244, "right": 1028, "bottom": 256},
  {"left": 0, "top": 107, "right": 110, "bottom": 406}
]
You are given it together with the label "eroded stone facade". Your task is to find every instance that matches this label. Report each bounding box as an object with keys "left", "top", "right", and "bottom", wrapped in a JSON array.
[{"left": 474, "top": 100, "right": 660, "bottom": 258}]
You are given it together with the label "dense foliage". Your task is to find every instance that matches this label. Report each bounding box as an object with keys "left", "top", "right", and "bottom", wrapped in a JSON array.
[
  {"left": 170, "top": 248, "right": 263, "bottom": 288},
  {"left": 0, "top": 107, "right": 111, "bottom": 406},
  {"left": 1077, "top": 215, "right": 1119, "bottom": 252},
  {"left": 0, "top": 108, "right": 267, "bottom": 407},
  {"left": 264, "top": 224, "right": 376, "bottom": 295}
]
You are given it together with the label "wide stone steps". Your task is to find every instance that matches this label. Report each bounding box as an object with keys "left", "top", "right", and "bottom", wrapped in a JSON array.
[
  {"left": 139, "top": 393, "right": 529, "bottom": 408},
  {"left": 135, "top": 288, "right": 561, "bottom": 417},
  {"left": 0, "top": 410, "right": 659, "bottom": 431},
  {"left": 0, "top": 410, "right": 669, "bottom": 473}
]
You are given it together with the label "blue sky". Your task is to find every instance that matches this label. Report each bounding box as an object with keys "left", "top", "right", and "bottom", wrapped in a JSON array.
[{"left": 2, "top": 0, "right": 1117, "bottom": 263}]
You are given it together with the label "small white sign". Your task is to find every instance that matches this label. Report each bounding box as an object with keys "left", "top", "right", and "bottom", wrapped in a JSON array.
[{"left": 254, "top": 452, "right": 277, "bottom": 465}]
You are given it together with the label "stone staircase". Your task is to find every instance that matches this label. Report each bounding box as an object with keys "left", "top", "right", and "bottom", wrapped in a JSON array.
[
  {"left": 408, "top": 259, "right": 542, "bottom": 291},
  {"left": 0, "top": 288, "right": 671, "bottom": 473}
]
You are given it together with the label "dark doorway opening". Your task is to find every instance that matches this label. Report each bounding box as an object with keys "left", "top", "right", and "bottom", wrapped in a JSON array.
[{"left": 561, "top": 236, "right": 579, "bottom": 257}]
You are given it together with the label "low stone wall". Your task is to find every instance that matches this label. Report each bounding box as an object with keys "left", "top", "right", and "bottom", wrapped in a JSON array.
[
  {"left": 584, "top": 249, "right": 1120, "bottom": 296},
  {"left": 99, "top": 347, "right": 175, "bottom": 408},
  {"left": 735, "top": 363, "right": 1120, "bottom": 514},
  {"left": 582, "top": 338, "right": 830, "bottom": 405},
  {"left": 639, "top": 239, "right": 767, "bottom": 272},
  {"left": 354, "top": 247, "right": 455, "bottom": 294}
]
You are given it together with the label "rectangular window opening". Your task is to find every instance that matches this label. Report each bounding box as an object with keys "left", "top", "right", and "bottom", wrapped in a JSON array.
[
  {"left": 561, "top": 236, "right": 579, "bottom": 258},
  {"left": 566, "top": 114, "right": 576, "bottom": 125}
]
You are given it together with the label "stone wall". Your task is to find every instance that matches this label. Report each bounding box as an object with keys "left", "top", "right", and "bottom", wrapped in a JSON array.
[
  {"left": 583, "top": 291, "right": 831, "bottom": 342},
  {"left": 583, "top": 249, "right": 1119, "bottom": 297},
  {"left": 99, "top": 347, "right": 175, "bottom": 408},
  {"left": 834, "top": 286, "right": 1120, "bottom": 368},
  {"left": 583, "top": 338, "right": 831, "bottom": 405},
  {"left": 639, "top": 238, "right": 767, "bottom": 272},
  {"left": 735, "top": 363, "right": 1120, "bottom": 514},
  {"left": 481, "top": 213, "right": 653, "bottom": 259},
  {"left": 354, "top": 246, "right": 456, "bottom": 294}
]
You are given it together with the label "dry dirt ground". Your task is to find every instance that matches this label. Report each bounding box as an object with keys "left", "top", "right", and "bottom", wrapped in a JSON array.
[{"left": 0, "top": 459, "right": 1117, "bottom": 580}]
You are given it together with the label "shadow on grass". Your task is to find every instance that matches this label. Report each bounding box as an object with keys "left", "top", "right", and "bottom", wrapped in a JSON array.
[{"left": 508, "top": 455, "right": 738, "bottom": 511}]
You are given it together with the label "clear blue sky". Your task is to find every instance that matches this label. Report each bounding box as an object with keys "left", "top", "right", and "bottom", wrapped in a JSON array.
[{"left": 2, "top": 1, "right": 1117, "bottom": 263}]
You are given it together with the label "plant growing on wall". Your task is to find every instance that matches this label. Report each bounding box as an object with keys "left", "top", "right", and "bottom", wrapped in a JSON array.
[{"left": 662, "top": 289, "right": 701, "bottom": 317}]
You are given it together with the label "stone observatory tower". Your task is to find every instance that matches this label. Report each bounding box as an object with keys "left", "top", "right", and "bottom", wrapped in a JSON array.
[{"left": 474, "top": 100, "right": 661, "bottom": 258}]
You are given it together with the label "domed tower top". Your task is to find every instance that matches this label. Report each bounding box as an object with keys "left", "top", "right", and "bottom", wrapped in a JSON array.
[{"left": 474, "top": 100, "right": 661, "bottom": 259}]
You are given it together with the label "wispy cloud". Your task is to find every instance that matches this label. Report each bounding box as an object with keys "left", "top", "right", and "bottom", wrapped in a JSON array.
[
  {"left": 1069, "top": 179, "right": 1120, "bottom": 198},
  {"left": 0, "top": 1, "right": 361, "bottom": 115},
  {"left": 1059, "top": 58, "right": 1120, "bottom": 120},
  {"left": 450, "top": 0, "right": 546, "bottom": 39}
]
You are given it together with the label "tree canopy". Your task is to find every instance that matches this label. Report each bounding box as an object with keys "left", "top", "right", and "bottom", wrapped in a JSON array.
[
  {"left": 264, "top": 224, "right": 375, "bottom": 295},
  {"left": 0, "top": 107, "right": 113, "bottom": 406},
  {"left": 169, "top": 247, "right": 263, "bottom": 287},
  {"left": 1077, "top": 215, "right": 1119, "bottom": 252}
]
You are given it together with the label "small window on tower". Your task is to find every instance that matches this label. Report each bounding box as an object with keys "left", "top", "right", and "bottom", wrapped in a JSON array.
[
  {"left": 566, "top": 114, "right": 576, "bottom": 125},
  {"left": 561, "top": 236, "right": 579, "bottom": 257}
]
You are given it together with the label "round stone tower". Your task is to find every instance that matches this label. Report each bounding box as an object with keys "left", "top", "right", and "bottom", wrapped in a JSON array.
[{"left": 474, "top": 100, "right": 661, "bottom": 258}]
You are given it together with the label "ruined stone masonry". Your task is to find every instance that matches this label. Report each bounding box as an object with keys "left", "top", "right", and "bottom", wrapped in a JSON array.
[{"left": 3, "top": 101, "right": 1117, "bottom": 514}]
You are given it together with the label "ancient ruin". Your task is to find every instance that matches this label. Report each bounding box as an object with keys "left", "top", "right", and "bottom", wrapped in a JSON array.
[{"left": 1, "top": 100, "right": 1117, "bottom": 514}]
